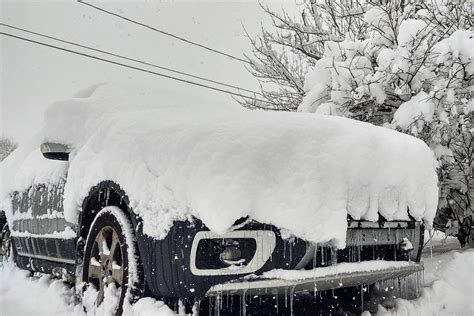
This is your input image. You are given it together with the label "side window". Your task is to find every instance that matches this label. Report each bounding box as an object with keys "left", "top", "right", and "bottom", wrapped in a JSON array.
[{"left": 11, "top": 179, "right": 69, "bottom": 237}]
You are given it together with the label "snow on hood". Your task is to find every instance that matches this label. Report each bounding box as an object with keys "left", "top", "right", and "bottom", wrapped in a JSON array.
[{"left": 2, "top": 84, "right": 439, "bottom": 247}]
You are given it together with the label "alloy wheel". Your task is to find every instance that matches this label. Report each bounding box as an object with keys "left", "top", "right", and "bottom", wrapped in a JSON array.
[{"left": 87, "top": 226, "right": 124, "bottom": 306}]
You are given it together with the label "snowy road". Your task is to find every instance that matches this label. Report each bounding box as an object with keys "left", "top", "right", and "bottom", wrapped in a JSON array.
[{"left": 0, "top": 235, "right": 472, "bottom": 316}]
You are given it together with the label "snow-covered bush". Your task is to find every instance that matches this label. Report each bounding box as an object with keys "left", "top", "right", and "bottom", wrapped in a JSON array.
[
  {"left": 250, "top": 0, "right": 473, "bottom": 245},
  {"left": 243, "top": 0, "right": 366, "bottom": 110}
]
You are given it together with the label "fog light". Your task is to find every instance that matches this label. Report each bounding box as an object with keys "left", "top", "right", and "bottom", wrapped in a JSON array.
[{"left": 219, "top": 246, "right": 243, "bottom": 265}]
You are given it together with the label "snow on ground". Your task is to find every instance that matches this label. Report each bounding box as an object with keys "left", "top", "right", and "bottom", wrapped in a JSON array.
[
  {"left": 0, "top": 262, "right": 83, "bottom": 316},
  {"left": 0, "top": 260, "right": 177, "bottom": 316},
  {"left": 0, "top": 233, "right": 472, "bottom": 315},
  {"left": 372, "top": 234, "right": 474, "bottom": 316},
  {"left": 0, "top": 83, "right": 438, "bottom": 248}
]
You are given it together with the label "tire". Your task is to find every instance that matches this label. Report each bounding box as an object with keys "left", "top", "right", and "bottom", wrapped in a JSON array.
[
  {"left": 0, "top": 222, "right": 11, "bottom": 259},
  {"left": 82, "top": 206, "right": 143, "bottom": 315}
]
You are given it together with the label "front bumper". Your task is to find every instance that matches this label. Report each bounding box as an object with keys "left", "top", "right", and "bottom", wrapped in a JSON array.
[
  {"left": 206, "top": 261, "right": 423, "bottom": 296},
  {"left": 137, "top": 218, "right": 423, "bottom": 298}
]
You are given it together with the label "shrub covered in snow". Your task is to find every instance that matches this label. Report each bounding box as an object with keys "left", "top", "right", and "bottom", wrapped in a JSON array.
[{"left": 248, "top": 0, "right": 473, "bottom": 245}]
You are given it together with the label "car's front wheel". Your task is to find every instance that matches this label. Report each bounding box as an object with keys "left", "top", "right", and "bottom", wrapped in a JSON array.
[
  {"left": 82, "top": 206, "right": 142, "bottom": 315},
  {"left": 0, "top": 222, "right": 11, "bottom": 260}
]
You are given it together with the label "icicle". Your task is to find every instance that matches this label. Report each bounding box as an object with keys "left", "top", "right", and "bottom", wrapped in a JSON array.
[
  {"left": 192, "top": 299, "right": 200, "bottom": 316},
  {"left": 216, "top": 292, "right": 222, "bottom": 316},
  {"left": 413, "top": 271, "right": 418, "bottom": 298},
  {"left": 313, "top": 244, "right": 318, "bottom": 268},
  {"left": 430, "top": 233, "right": 433, "bottom": 261},
  {"left": 241, "top": 289, "right": 247, "bottom": 316},
  {"left": 398, "top": 277, "right": 403, "bottom": 299},
  {"left": 208, "top": 296, "right": 213, "bottom": 316},
  {"left": 330, "top": 245, "right": 337, "bottom": 265},
  {"left": 105, "top": 188, "right": 110, "bottom": 206},
  {"left": 289, "top": 286, "right": 295, "bottom": 316},
  {"left": 420, "top": 269, "right": 424, "bottom": 296},
  {"left": 321, "top": 246, "right": 325, "bottom": 266},
  {"left": 360, "top": 285, "right": 365, "bottom": 311},
  {"left": 289, "top": 241, "right": 293, "bottom": 264}
]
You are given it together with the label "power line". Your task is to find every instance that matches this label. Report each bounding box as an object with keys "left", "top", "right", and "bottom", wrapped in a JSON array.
[
  {"left": 77, "top": 0, "right": 251, "bottom": 64},
  {"left": 0, "top": 32, "right": 283, "bottom": 109},
  {"left": 0, "top": 23, "right": 260, "bottom": 96}
]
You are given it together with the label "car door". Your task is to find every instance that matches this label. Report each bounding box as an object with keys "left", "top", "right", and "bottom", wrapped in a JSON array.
[{"left": 10, "top": 143, "right": 76, "bottom": 267}]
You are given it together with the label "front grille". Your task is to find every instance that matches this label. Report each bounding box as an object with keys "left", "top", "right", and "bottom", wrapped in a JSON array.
[
  {"left": 305, "top": 244, "right": 410, "bottom": 269},
  {"left": 305, "top": 245, "right": 409, "bottom": 269},
  {"left": 304, "top": 220, "right": 423, "bottom": 269}
]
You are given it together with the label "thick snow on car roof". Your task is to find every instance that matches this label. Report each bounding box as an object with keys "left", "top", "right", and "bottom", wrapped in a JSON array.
[{"left": 2, "top": 83, "right": 438, "bottom": 247}]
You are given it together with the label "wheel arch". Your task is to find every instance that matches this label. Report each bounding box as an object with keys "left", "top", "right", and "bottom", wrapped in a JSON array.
[{"left": 76, "top": 181, "right": 141, "bottom": 266}]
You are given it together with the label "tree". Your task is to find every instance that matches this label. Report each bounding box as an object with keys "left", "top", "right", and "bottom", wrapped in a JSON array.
[
  {"left": 241, "top": 0, "right": 366, "bottom": 110},
  {"left": 246, "top": 0, "right": 473, "bottom": 245}
]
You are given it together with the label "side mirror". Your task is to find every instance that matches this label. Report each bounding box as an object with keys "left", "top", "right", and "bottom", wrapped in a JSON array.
[{"left": 40, "top": 143, "right": 70, "bottom": 161}]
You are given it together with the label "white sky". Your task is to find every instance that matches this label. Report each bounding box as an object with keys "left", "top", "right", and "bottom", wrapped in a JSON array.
[{"left": 1, "top": 0, "right": 297, "bottom": 143}]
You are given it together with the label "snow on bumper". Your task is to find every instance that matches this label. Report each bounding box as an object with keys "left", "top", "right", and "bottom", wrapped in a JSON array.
[{"left": 206, "top": 261, "right": 423, "bottom": 296}]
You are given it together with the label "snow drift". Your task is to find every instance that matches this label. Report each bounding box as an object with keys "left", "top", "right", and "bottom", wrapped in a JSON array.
[{"left": 1, "top": 84, "right": 438, "bottom": 247}]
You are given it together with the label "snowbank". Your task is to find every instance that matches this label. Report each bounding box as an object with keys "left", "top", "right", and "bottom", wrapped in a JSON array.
[
  {"left": 0, "top": 262, "right": 83, "bottom": 316},
  {"left": 375, "top": 249, "right": 474, "bottom": 315},
  {"left": 0, "top": 84, "right": 438, "bottom": 247},
  {"left": 0, "top": 261, "right": 177, "bottom": 316}
]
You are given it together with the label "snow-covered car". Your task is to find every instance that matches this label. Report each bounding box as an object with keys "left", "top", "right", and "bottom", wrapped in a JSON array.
[{"left": 0, "top": 85, "right": 438, "bottom": 314}]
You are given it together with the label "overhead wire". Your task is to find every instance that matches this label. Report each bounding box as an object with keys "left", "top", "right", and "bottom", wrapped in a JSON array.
[
  {"left": 0, "top": 32, "right": 283, "bottom": 109},
  {"left": 0, "top": 23, "right": 260, "bottom": 96},
  {"left": 77, "top": 0, "right": 251, "bottom": 64}
]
